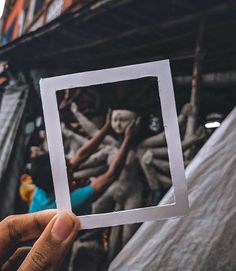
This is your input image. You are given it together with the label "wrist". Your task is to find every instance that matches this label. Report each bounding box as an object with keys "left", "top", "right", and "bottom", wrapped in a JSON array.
[
  {"left": 124, "top": 134, "right": 132, "bottom": 142},
  {"left": 103, "top": 122, "right": 110, "bottom": 131}
]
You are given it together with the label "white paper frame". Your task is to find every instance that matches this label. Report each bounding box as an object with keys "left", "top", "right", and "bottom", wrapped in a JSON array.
[{"left": 40, "top": 59, "right": 189, "bottom": 229}]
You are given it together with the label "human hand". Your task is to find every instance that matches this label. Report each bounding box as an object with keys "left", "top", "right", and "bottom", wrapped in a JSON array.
[
  {"left": 104, "top": 108, "right": 112, "bottom": 129},
  {"left": 124, "top": 117, "right": 141, "bottom": 139},
  {"left": 0, "top": 210, "right": 80, "bottom": 271}
]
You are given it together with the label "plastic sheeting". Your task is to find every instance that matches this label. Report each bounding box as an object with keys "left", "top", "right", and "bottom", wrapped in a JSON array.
[
  {"left": 0, "top": 85, "right": 28, "bottom": 182},
  {"left": 109, "top": 107, "right": 236, "bottom": 271}
]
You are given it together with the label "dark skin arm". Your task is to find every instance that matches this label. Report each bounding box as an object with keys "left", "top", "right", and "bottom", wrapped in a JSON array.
[
  {"left": 69, "top": 110, "right": 111, "bottom": 170},
  {"left": 91, "top": 119, "right": 137, "bottom": 196}
]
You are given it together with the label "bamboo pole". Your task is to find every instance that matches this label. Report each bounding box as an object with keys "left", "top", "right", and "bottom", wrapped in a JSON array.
[{"left": 184, "top": 18, "right": 205, "bottom": 140}]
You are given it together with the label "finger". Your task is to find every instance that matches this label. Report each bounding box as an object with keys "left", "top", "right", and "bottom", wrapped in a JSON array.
[
  {"left": 108, "top": 108, "right": 112, "bottom": 115},
  {"left": 1, "top": 247, "right": 30, "bottom": 271},
  {"left": 19, "top": 212, "right": 80, "bottom": 271},
  {"left": 128, "top": 119, "right": 136, "bottom": 128},
  {"left": 107, "top": 108, "right": 112, "bottom": 121},
  {"left": 131, "top": 118, "right": 136, "bottom": 124},
  {"left": 0, "top": 210, "right": 56, "bottom": 266},
  {"left": 70, "top": 102, "right": 77, "bottom": 114}
]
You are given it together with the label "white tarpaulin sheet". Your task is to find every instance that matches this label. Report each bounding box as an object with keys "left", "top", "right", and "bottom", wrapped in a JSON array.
[{"left": 109, "top": 107, "right": 236, "bottom": 271}]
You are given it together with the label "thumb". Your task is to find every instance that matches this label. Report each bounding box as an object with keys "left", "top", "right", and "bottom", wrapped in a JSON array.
[{"left": 19, "top": 212, "right": 80, "bottom": 271}]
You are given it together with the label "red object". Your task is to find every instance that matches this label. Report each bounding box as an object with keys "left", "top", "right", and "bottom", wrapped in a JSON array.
[{"left": 0, "top": 77, "right": 7, "bottom": 85}]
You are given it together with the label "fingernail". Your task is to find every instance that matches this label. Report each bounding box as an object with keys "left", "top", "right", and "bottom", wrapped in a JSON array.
[{"left": 51, "top": 212, "right": 75, "bottom": 242}]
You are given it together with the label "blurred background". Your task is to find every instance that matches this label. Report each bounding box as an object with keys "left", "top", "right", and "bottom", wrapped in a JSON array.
[{"left": 0, "top": 1, "right": 235, "bottom": 270}]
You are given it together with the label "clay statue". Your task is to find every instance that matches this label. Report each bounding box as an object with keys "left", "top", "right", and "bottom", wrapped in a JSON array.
[{"left": 67, "top": 104, "right": 206, "bottom": 270}]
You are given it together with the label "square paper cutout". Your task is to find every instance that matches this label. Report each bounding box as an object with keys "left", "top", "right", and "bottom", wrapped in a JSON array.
[{"left": 40, "top": 60, "right": 189, "bottom": 229}]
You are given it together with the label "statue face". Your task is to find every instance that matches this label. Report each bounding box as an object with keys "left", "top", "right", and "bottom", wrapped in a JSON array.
[{"left": 111, "top": 110, "right": 137, "bottom": 134}]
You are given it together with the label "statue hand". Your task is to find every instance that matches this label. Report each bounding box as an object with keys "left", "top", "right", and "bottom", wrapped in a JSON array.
[
  {"left": 105, "top": 108, "right": 112, "bottom": 128},
  {"left": 181, "top": 103, "right": 194, "bottom": 117},
  {"left": 71, "top": 102, "right": 79, "bottom": 115}
]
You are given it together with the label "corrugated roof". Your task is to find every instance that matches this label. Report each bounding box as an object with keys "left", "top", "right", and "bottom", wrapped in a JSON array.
[{"left": 0, "top": 0, "right": 235, "bottom": 75}]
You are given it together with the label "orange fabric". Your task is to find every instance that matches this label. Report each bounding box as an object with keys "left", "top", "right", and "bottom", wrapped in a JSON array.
[
  {"left": 0, "top": 77, "right": 7, "bottom": 85},
  {"left": 19, "top": 174, "right": 36, "bottom": 205},
  {"left": 4, "top": 0, "right": 24, "bottom": 33},
  {"left": 12, "top": 17, "right": 20, "bottom": 39},
  {"left": 63, "top": 0, "right": 73, "bottom": 11}
]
